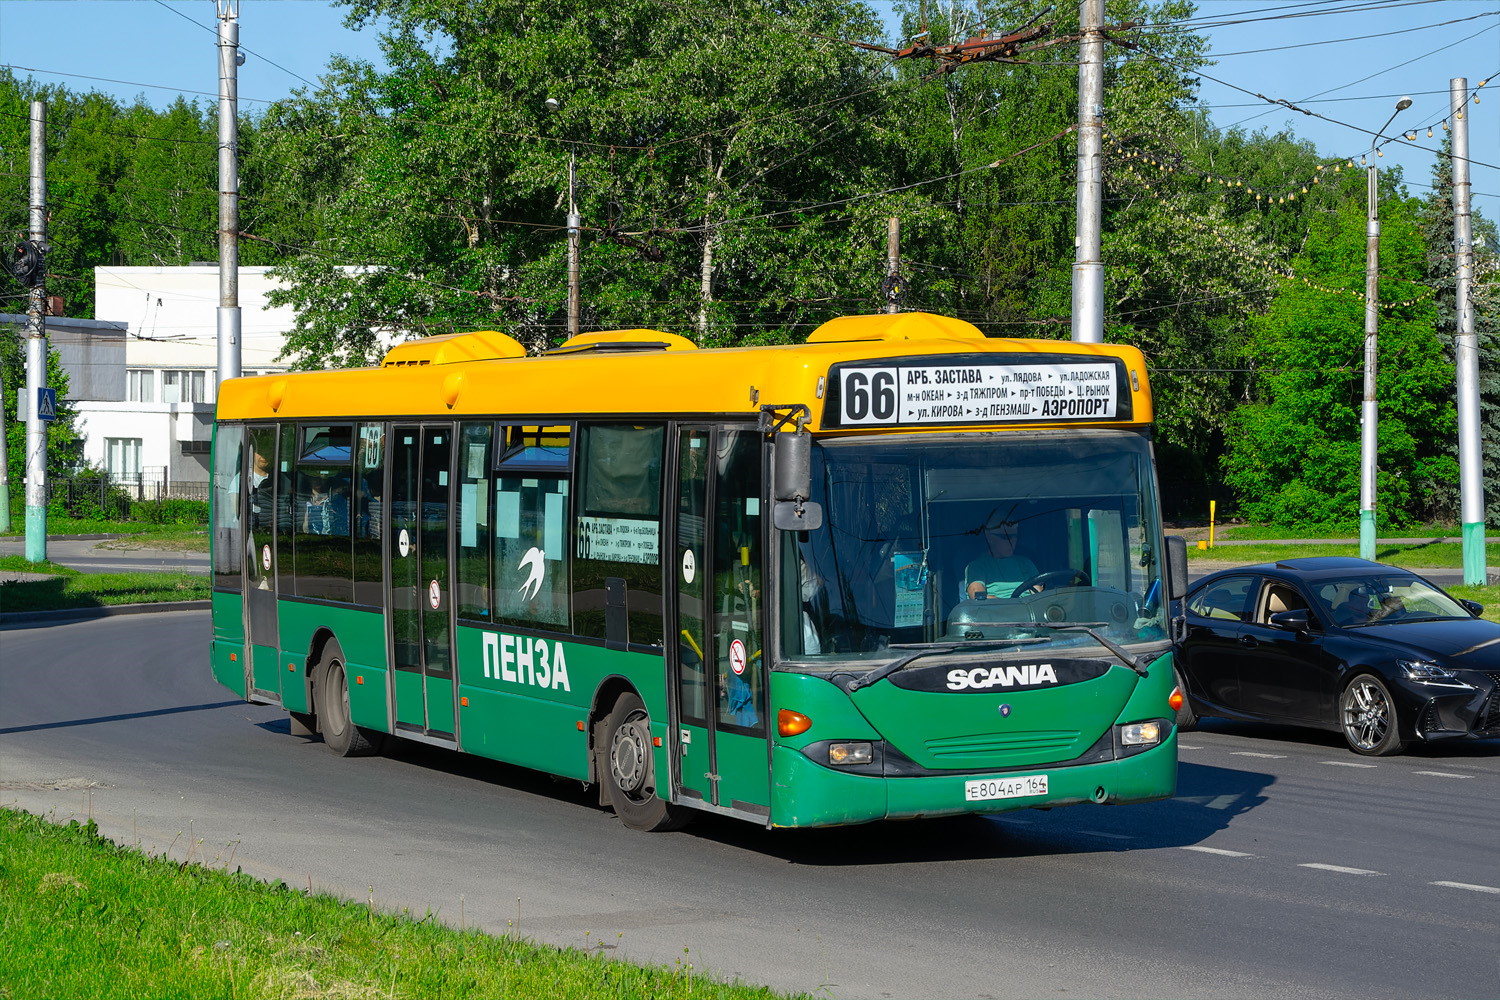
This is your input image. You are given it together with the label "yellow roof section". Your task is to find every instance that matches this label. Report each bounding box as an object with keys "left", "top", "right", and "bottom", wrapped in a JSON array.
[
  {"left": 807, "top": 312, "right": 984, "bottom": 342},
  {"left": 381, "top": 329, "right": 526, "bottom": 366}
]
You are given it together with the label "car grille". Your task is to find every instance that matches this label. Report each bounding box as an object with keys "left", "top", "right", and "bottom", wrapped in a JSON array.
[
  {"left": 1418, "top": 702, "right": 1443, "bottom": 738},
  {"left": 1481, "top": 692, "right": 1500, "bottom": 735},
  {"left": 925, "top": 730, "right": 1081, "bottom": 758}
]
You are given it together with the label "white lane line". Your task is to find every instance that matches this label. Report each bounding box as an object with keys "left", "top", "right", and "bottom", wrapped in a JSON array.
[
  {"left": 1178, "top": 744, "right": 1203, "bottom": 750},
  {"left": 1299, "top": 863, "right": 1385, "bottom": 876},
  {"left": 1319, "top": 760, "right": 1378, "bottom": 768},
  {"left": 1182, "top": 845, "right": 1256, "bottom": 857},
  {"left": 1412, "top": 771, "right": 1474, "bottom": 779},
  {"left": 1430, "top": 881, "right": 1500, "bottom": 894},
  {"left": 1231, "top": 751, "right": 1287, "bottom": 759},
  {"left": 1078, "top": 830, "right": 1134, "bottom": 840}
]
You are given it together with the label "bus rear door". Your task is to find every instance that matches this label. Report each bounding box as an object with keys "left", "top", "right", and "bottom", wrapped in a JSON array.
[{"left": 671, "top": 425, "right": 771, "bottom": 820}]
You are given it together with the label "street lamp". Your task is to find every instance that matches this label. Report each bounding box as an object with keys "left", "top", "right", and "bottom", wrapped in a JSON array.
[
  {"left": 545, "top": 96, "right": 580, "bottom": 339},
  {"left": 1359, "top": 95, "right": 1411, "bottom": 561}
]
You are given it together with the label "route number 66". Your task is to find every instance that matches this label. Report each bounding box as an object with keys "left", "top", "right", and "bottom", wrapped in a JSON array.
[{"left": 843, "top": 369, "right": 897, "bottom": 424}]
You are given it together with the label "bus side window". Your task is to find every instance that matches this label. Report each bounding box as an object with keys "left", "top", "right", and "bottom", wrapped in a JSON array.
[
  {"left": 455, "top": 422, "right": 494, "bottom": 621},
  {"left": 352, "top": 424, "right": 385, "bottom": 607},
  {"left": 490, "top": 424, "right": 572, "bottom": 632},
  {"left": 573, "top": 424, "right": 665, "bottom": 647}
]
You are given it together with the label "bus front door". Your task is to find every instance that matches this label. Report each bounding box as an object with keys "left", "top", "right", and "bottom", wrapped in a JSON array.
[
  {"left": 388, "top": 424, "right": 457, "bottom": 740},
  {"left": 671, "top": 426, "right": 771, "bottom": 819}
]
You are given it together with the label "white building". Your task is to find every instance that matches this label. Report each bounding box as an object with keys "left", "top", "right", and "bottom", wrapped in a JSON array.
[{"left": 70, "top": 265, "right": 297, "bottom": 490}]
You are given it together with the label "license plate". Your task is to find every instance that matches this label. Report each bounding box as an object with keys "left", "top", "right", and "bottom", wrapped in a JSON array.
[{"left": 965, "top": 774, "right": 1048, "bottom": 802}]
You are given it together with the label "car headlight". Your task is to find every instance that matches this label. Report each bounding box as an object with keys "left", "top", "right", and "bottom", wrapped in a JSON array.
[
  {"left": 1399, "top": 659, "right": 1457, "bottom": 682},
  {"left": 828, "top": 742, "right": 873, "bottom": 765}
]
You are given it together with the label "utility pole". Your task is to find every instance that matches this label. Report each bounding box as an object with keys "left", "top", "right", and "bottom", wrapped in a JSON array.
[
  {"left": 567, "top": 154, "right": 580, "bottom": 339},
  {"left": 1358, "top": 96, "right": 1411, "bottom": 561},
  {"left": 217, "top": 0, "right": 242, "bottom": 385},
  {"left": 884, "top": 217, "right": 902, "bottom": 314},
  {"left": 1071, "top": 0, "right": 1104, "bottom": 343},
  {"left": 24, "top": 100, "right": 48, "bottom": 563},
  {"left": 1450, "top": 78, "right": 1485, "bottom": 584}
]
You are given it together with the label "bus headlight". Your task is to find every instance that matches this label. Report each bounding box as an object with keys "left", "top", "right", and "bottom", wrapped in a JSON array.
[
  {"left": 828, "top": 742, "right": 873, "bottom": 765},
  {"left": 1119, "top": 722, "right": 1162, "bottom": 747}
]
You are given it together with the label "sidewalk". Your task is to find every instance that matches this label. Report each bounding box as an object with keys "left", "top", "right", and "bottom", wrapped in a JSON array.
[{"left": 0, "top": 534, "right": 208, "bottom": 583}]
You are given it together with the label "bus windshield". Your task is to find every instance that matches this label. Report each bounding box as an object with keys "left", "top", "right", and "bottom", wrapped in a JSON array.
[{"left": 782, "top": 429, "right": 1167, "bottom": 662}]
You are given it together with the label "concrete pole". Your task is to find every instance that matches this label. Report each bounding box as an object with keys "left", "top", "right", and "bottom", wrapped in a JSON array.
[
  {"left": 567, "top": 154, "right": 580, "bottom": 339},
  {"left": 1071, "top": 0, "right": 1104, "bottom": 343},
  {"left": 1450, "top": 78, "right": 1485, "bottom": 584},
  {"left": 885, "top": 217, "right": 900, "bottom": 314},
  {"left": 1358, "top": 97, "right": 1410, "bottom": 561},
  {"left": 217, "top": 1, "right": 242, "bottom": 385},
  {"left": 1359, "top": 153, "right": 1380, "bottom": 561},
  {"left": 24, "top": 100, "right": 48, "bottom": 562}
]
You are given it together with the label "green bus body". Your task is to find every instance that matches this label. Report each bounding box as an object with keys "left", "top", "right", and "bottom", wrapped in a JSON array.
[{"left": 209, "top": 317, "right": 1179, "bottom": 831}]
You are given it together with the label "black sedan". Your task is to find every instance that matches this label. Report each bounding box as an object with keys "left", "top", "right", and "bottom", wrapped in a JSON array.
[{"left": 1176, "top": 557, "right": 1500, "bottom": 755}]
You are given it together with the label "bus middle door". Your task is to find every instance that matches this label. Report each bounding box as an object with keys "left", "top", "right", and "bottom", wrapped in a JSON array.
[
  {"left": 672, "top": 426, "right": 770, "bottom": 820},
  {"left": 389, "top": 423, "right": 457, "bottom": 741}
]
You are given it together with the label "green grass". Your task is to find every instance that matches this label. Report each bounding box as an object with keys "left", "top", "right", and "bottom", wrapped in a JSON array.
[
  {"left": 1208, "top": 522, "right": 1468, "bottom": 541},
  {"left": 1446, "top": 584, "right": 1500, "bottom": 623},
  {"left": 1186, "top": 540, "right": 1500, "bottom": 569},
  {"left": 0, "top": 809, "right": 799, "bottom": 1000},
  {"left": 1, "top": 520, "right": 208, "bottom": 548},
  {"left": 0, "top": 558, "right": 209, "bottom": 613}
]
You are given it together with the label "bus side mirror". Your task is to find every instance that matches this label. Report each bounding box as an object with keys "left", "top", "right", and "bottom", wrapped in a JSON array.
[
  {"left": 772, "top": 429, "right": 822, "bottom": 531},
  {"left": 1164, "top": 535, "right": 1189, "bottom": 601}
]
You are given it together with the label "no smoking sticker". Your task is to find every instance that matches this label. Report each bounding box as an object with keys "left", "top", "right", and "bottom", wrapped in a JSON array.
[
  {"left": 398, "top": 529, "right": 411, "bottom": 558},
  {"left": 428, "top": 579, "right": 441, "bottom": 610},
  {"left": 261, "top": 544, "right": 271, "bottom": 570},
  {"left": 681, "top": 548, "right": 696, "bottom": 584},
  {"left": 729, "top": 638, "right": 748, "bottom": 676}
]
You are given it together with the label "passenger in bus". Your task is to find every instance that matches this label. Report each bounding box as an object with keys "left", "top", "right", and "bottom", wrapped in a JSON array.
[{"left": 964, "top": 517, "right": 1038, "bottom": 600}]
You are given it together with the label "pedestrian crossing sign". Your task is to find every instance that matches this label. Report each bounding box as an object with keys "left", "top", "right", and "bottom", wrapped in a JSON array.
[{"left": 36, "top": 387, "right": 56, "bottom": 421}]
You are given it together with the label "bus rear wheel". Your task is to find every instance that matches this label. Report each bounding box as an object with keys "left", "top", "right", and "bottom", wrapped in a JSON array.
[
  {"left": 314, "top": 646, "right": 383, "bottom": 757},
  {"left": 601, "top": 692, "right": 690, "bottom": 832}
]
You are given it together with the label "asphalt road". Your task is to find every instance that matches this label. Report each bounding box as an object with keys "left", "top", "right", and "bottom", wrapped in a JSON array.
[{"left": 2, "top": 611, "right": 1496, "bottom": 999}]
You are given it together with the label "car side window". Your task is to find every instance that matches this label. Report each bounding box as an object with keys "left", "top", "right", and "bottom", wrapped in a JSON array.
[
  {"left": 1188, "top": 574, "right": 1256, "bottom": 621},
  {"left": 1257, "top": 583, "right": 1308, "bottom": 624}
]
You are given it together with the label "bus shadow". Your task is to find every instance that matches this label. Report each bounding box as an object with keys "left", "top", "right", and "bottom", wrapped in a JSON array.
[{"left": 689, "top": 761, "right": 1274, "bottom": 865}]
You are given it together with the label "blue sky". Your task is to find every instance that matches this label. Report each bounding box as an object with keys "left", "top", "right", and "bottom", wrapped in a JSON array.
[{"left": 2, "top": 0, "right": 1495, "bottom": 217}]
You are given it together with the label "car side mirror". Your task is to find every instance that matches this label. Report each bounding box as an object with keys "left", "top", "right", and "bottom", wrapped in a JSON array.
[
  {"left": 1268, "top": 608, "right": 1311, "bottom": 632},
  {"left": 1459, "top": 599, "right": 1483, "bottom": 617}
]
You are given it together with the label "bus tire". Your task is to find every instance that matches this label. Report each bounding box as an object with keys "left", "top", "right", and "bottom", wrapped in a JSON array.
[
  {"left": 601, "top": 692, "right": 691, "bottom": 832},
  {"left": 314, "top": 646, "right": 383, "bottom": 758}
]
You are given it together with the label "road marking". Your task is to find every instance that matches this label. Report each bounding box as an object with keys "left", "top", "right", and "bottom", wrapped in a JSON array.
[
  {"left": 1231, "top": 751, "right": 1287, "bottom": 759},
  {"left": 1178, "top": 744, "right": 1202, "bottom": 750},
  {"left": 1182, "top": 846, "right": 1256, "bottom": 857},
  {"left": 1299, "top": 863, "right": 1384, "bottom": 876},
  {"left": 1318, "top": 760, "right": 1378, "bottom": 768},
  {"left": 1412, "top": 771, "right": 1473, "bottom": 779},
  {"left": 1430, "top": 881, "right": 1500, "bottom": 894},
  {"left": 1078, "top": 830, "right": 1134, "bottom": 840}
]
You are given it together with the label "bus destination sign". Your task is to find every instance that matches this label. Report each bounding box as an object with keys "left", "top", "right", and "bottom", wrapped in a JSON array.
[{"left": 827, "top": 355, "right": 1126, "bottom": 428}]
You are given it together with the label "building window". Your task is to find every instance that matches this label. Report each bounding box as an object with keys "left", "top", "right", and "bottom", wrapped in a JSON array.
[
  {"left": 105, "top": 438, "right": 143, "bottom": 480},
  {"left": 162, "top": 369, "right": 208, "bottom": 404},
  {"left": 127, "top": 369, "right": 155, "bottom": 402}
]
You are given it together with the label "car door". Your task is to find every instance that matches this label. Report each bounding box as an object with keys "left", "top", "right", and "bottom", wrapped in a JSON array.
[
  {"left": 1181, "top": 574, "right": 1259, "bottom": 713},
  {"left": 1236, "top": 579, "right": 1340, "bottom": 724}
]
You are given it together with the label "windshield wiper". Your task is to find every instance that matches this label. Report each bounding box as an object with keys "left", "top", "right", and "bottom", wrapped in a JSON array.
[
  {"left": 848, "top": 638, "right": 1049, "bottom": 692},
  {"left": 1021, "top": 621, "right": 1152, "bottom": 676}
]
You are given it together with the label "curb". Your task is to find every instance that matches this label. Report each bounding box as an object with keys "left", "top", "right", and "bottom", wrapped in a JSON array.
[{"left": 0, "top": 600, "right": 211, "bottom": 630}]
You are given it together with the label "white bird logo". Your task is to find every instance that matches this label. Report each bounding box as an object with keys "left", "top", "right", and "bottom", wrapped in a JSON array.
[{"left": 517, "top": 547, "right": 546, "bottom": 601}]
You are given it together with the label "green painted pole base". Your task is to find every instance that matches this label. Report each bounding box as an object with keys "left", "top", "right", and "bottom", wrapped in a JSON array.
[
  {"left": 24, "top": 504, "right": 47, "bottom": 563},
  {"left": 1461, "top": 520, "right": 1487, "bottom": 586},
  {"left": 1359, "top": 509, "right": 1376, "bottom": 562}
]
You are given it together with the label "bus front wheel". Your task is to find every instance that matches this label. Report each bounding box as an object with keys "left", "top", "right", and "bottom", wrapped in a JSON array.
[
  {"left": 314, "top": 646, "right": 383, "bottom": 758},
  {"left": 601, "top": 692, "right": 691, "bottom": 832}
]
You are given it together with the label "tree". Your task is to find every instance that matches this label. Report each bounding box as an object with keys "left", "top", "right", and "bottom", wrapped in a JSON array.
[
  {"left": 1221, "top": 185, "right": 1451, "bottom": 528},
  {"left": 1417, "top": 138, "right": 1500, "bottom": 524},
  {"left": 1, "top": 321, "right": 85, "bottom": 512}
]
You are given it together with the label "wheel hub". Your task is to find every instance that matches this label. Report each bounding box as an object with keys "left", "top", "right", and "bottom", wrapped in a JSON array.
[{"left": 611, "top": 717, "right": 649, "bottom": 794}]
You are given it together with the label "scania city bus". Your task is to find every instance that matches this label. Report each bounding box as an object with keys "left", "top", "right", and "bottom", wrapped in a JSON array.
[{"left": 209, "top": 311, "right": 1187, "bottom": 830}]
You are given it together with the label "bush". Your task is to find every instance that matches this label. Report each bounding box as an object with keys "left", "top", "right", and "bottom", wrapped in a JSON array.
[{"left": 129, "top": 497, "right": 209, "bottom": 525}]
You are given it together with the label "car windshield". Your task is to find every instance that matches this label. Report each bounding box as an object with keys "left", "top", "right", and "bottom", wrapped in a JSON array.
[
  {"left": 779, "top": 429, "right": 1167, "bottom": 663},
  {"left": 1313, "top": 575, "right": 1472, "bottom": 627}
]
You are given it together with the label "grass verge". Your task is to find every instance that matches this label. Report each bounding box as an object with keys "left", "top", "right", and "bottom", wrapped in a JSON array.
[
  {"left": 1185, "top": 540, "right": 1499, "bottom": 569},
  {"left": 0, "top": 809, "right": 800, "bottom": 1000},
  {"left": 0, "top": 558, "right": 209, "bottom": 613}
]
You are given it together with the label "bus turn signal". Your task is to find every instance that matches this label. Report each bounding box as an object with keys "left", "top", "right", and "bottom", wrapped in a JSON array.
[
  {"left": 1169, "top": 688, "right": 1183, "bottom": 712},
  {"left": 778, "top": 709, "right": 812, "bottom": 737}
]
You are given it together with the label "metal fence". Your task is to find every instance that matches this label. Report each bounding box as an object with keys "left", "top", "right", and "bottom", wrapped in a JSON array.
[{"left": 47, "top": 469, "right": 210, "bottom": 509}]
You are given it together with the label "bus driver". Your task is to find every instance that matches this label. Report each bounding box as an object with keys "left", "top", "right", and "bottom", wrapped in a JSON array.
[{"left": 964, "top": 517, "right": 1038, "bottom": 600}]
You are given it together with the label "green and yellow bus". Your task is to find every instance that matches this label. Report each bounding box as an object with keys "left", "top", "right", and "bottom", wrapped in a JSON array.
[{"left": 210, "top": 311, "right": 1188, "bottom": 831}]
